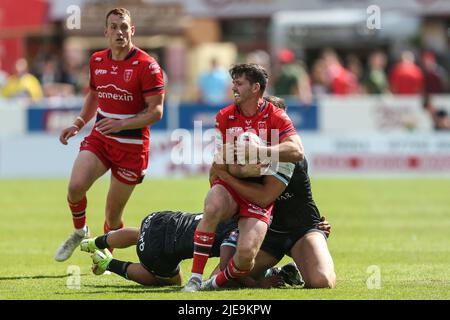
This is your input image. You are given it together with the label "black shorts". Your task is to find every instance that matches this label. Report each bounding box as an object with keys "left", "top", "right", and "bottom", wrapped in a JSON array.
[
  {"left": 260, "top": 226, "right": 328, "bottom": 261},
  {"left": 136, "top": 214, "right": 181, "bottom": 279}
]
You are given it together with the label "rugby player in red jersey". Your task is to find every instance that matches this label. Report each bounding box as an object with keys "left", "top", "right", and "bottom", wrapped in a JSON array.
[
  {"left": 55, "top": 8, "right": 165, "bottom": 262},
  {"left": 183, "top": 64, "right": 304, "bottom": 291}
]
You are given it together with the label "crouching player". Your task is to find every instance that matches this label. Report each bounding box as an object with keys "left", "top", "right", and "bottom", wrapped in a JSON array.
[
  {"left": 80, "top": 210, "right": 290, "bottom": 288},
  {"left": 80, "top": 209, "right": 331, "bottom": 288}
]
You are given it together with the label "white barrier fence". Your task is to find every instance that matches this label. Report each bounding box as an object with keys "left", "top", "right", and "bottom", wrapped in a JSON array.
[
  {"left": 1, "top": 131, "right": 450, "bottom": 178},
  {"left": 2, "top": 95, "right": 450, "bottom": 135},
  {"left": 319, "top": 95, "right": 435, "bottom": 132}
]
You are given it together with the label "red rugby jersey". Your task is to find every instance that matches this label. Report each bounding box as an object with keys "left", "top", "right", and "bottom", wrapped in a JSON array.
[
  {"left": 215, "top": 100, "right": 297, "bottom": 149},
  {"left": 89, "top": 47, "right": 165, "bottom": 152}
]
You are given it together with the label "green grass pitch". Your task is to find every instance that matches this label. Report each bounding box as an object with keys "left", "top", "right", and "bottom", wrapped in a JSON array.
[{"left": 0, "top": 177, "right": 449, "bottom": 300}]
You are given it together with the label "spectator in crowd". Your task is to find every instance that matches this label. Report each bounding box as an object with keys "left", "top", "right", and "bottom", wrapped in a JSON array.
[
  {"left": 0, "top": 59, "right": 8, "bottom": 89},
  {"left": 246, "top": 50, "right": 271, "bottom": 74},
  {"left": 389, "top": 50, "right": 424, "bottom": 95},
  {"left": 362, "top": 50, "right": 389, "bottom": 94},
  {"left": 39, "top": 59, "right": 75, "bottom": 97},
  {"left": 198, "top": 58, "right": 230, "bottom": 106},
  {"left": 421, "top": 51, "right": 448, "bottom": 94},
  {"left": 273, "top": 48, "right": 312, "bottom": 104},
  {"left": 322, "top": 49, "right": 358, "bottom": 95},
  {"left": 434, "top": 109, "right": 450, "bottom": 130},
  {"left": 423, "top": 95, "right": 450, "bottom": 131},
  {"left": 1, "top": 58, "right": 43, "bottom": 101},
  {"left": 346, "top": 54, "right": 363, "bottom": 93},
  {"left": 310, "top": 58, "right": 330, "bottom": 96}
]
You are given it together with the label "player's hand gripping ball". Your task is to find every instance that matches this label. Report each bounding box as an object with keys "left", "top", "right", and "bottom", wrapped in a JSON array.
[{"left": 236, "top": 131, "right": 265, "bottom": 165}]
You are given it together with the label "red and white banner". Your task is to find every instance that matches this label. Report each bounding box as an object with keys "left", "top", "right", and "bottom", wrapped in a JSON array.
[{"left": 312, "top": 154, "right": 450, "bottom": 172}]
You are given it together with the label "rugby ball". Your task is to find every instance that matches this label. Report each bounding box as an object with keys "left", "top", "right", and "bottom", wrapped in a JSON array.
[{"left": 237, "top": 131, "right": 265, "bottom": 146}]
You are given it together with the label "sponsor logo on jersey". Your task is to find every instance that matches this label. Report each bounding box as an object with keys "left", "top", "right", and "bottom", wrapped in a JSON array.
[
  {"left": 227, "top": 127, "right": 243, "bottom": 134},
  {"left": 228, "top": 115, "right": 236, "bottom": 120},
  {"left": 132, "top": 60, "right": 139, "bottom": 65},
  {"left": 96, "top": 84, "right": 133, "bottom": 102},
  {"left": 95, "top": 69, "right": 108, "bottom": 75},
  {"left": 245, "top": 120, "right": 252, "bottom": 126},
  {"left": 258, "top": 121, "right": 267, "bottom": 130},
  {"left": 277, "top": 192, "right": 295, "bottom": 201},
  {"left": 138, "top": 230, "right": 145, "bottom": 252},
  {"left": 149, "top": 62, "right": 161, "bottom": 75},
  {"left": 124, "top": 69, "right": 133, "bottom": 82},
  {"left": 111, "top": 65, "right": 118, "bottom": 75},
  {"left": 94, "top": 57, "right": 103, "bottom": 62}
]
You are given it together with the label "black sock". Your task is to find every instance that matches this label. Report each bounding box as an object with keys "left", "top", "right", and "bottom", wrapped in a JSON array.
[
  {"left": 107, "top": 259, "right": 132, "bottom": 279},
  {"left": 94, "top": 234, "right": 109, "bottom": 249}
]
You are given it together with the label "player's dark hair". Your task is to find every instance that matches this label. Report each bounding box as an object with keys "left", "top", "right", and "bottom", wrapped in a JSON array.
[
  {"left": 105, "top": 8, "right": 132, "bottom": 26},
  {"left": 264, "top": 96, "right": 287, "bottom": 111},
  {"left": 229, "top": 63, "right": 268, "bottom": 94}
]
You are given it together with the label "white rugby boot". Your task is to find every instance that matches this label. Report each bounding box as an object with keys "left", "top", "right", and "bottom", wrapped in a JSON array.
[
  {"left": 182, "top": 277, "right": 202, "bottom": 292},
  {"left": 54, "top": 226, "right": 90, "bottom": 262}
]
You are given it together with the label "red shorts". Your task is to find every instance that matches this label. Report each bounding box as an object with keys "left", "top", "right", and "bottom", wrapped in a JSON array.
[
  {"left": 80, "top": 134, "right": 149, "bottom": 185},
  {"left": 212, "top": 179, "right": 273, "bottom": 225}
]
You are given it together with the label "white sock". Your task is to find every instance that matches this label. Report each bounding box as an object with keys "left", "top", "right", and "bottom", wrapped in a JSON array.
[
  {"left": 191, "top": 273, "right": 202, "bottom": 281},
  {"left": 75, "top": 225, "right": 88, "bottom": 236}
]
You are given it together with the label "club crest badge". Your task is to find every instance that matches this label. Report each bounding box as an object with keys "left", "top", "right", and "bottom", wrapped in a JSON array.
[{"left": 124, "top": 69, "right": 133, "bottom": 82}]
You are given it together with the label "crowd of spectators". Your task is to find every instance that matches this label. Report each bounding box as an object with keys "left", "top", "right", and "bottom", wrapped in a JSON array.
[
  {"left": 1, "top": 47, "right": 449, "bottom": 130},
  {"left": 269, "top": 48, "right": 449, "bottom": 101}
]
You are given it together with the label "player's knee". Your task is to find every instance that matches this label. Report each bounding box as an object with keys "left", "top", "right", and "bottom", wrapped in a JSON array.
[
  {"left": 307, "top": 271, "right": 336, "bottom": 289},
  {"left": 67, "top": 182, "right": 86, "bottom": 200},
  {"left": 235, "top": 246, "right": 257, "bottom": 269},
  {"left": 203, "top": 202, "right": 226, "bottom": 222}
]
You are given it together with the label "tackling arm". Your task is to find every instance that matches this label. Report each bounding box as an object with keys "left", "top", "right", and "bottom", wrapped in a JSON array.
[
  {"left": 258, "top": 134, "right": 304, "bottom": 163},
  {"left": 215, "top": 169, "right": 287, "bottom": 208}
]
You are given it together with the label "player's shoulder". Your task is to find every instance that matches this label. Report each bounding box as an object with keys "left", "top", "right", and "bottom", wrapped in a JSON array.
[
  {"left": 133, "top": 48, "right": 158, "bottom": 64},
  {"left": 90, "top": 49, "right": 110, "bottom": 63},
  {"left": 217, "top": 104, "right": 237, "bottom": 117},
  {"left": 266, "top": 101, "right": 292, "bottom": 121},
  {"left": 131, "top": 48, "right": 163, "bottom": 76},
  {"left": 265, "top": 101, "right": 282, "bottom": 115}
]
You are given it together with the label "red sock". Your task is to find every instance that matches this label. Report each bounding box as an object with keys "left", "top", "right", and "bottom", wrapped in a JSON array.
[
  {"left": 68, "top": 196, "right": 87, "bottom": 229},
  {"left": 104, "top": 221, "right": 124, "bottom": 253},
  {"left": 214, "top": 258, "right": 251, "bottom": 287},
  {"left": 104, "top": 221, "right": 124, "bottom": 234},
  {"left": 191, "top": 230, "right": 216, "bottom": 275}
]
